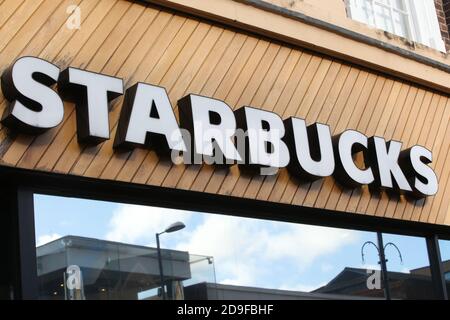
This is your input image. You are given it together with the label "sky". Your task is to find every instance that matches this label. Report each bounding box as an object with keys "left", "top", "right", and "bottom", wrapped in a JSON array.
[{"left": 34, "top": 194, "right": 450, "bottom": 293}]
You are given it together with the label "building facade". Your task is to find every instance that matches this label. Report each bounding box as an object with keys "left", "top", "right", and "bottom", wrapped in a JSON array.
[{"left": 0, "top": 0, "right": 449, "bottom": 300}]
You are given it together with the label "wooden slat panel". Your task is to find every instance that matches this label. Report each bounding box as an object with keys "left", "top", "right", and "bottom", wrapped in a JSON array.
[
  {"left": 354, "top": 82, "right": 413, "bottom": 215},
  {"left": 332, "top": 76, "right": 391, "bottom": 213},
  {"left": 2, "top": 0, "right": 118, "bottom": 165},
  {"left": 289, "top": 60, "right": 340, "bottom": 206},
  {"left": 221, "top": 43, "right": 288, "bottom": 197},
  {"left": 220, "top": 55, "right": 325, "bottom": 198},
  {"left": 111, "top": 29, "right": 236, "bottom": 184},
  {"left": 243, "top": 49, "right": 305, "bottom": 200},
  {"left": 200, "top": 39, "right": 273, "bottom": 194},
  {"left": 169, "top": 43, "right": 291, "bottom": 191},
  {"left": 125, "top": 33, "right": 247, "bottom": 187},
  {"left": 331, "top": 73, "right": 379, "bottom": 211},
  {"left": 102, "top": 24, "right": 224, "bottom": 183},
  {"left": 0, "top": 1, "right": 26, "bottom": 31},
  {"left": 243, "top": 54, "right": 322, "bottom": 203},
  {"left": 416, "top": 95, "right": 447, "bottom": 222},
  {"left": 426, "top": 111, "right": 450, "bottom": 223},
  {"left": 57, "top": 11, "right": 179, "bottom": 176},
  {"left": 313, "top": 68, "right": 364, "bottom": 209},
  {"left": 308, "top": 66, "right": 370, "bottom": 206},
  {"left": 189, "top": 36, "right": 278, "bottom": 193},
  {"left": 141, "top": 25, "right": 225, "bottom": 186},
  {"left": 44, "top": 6, "right": 172, "bottom": 175},
  {"left": 438, "top": 148, "right": 450, "bottom": 225},
  {"left": 0, "top": 0, "right": 449, "bottom": 227},
  {"left": 390, "top": 88, "right": 429, "bottom": 220},
  {"left": 401, "top": 92, "right": 439, "bottom": 221},
  {"left": 18, "top": 1, "right": 144, "bottom": 170},
  {"left": 370, "top": 90, "right": 434, "bottom": 219},
  {"left": 0, "top": 0, "right": 44, "bottom": 53},
  {"left": 302, "top": 64, "right": 367, "bottom": 208},
  {"left": 374, "top": 84, "right": 413, "bottom": 218},
  {"left": 103, "top": 17, "right": 204, "bottom": 184},
  {"left": 124, "top": 21, "right": 214, "bottom": 185},
  {"left": 243, "top": 52, "right": 314, "bottom": 201},
  {"left": 0, "top": 0, "right": 86, "bottom": 143},
  {"left": 228, "top": 46, "right": 295, "bottom": 197}
]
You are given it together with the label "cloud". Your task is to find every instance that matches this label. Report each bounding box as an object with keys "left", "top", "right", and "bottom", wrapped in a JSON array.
[
  {"left": 105, "top": 204, "right": 192, "bottom": 245},
  {"left": 321, "top": 263, "right": 334, "bottom": 273},
  {"left": 36, "top": 233, "right": 62, "bottom": 247},
  {"left": 104, "top": 204, "right": 360, "bottom": 290},
  {"left": 175, "top": 214, "right": 359, "bottom": 288},
  {"left": 400, "top": 267, "right": 411, "bottom": 274},
  {"left": 264, "top": 224, "right": 357, "bottom": 265}
]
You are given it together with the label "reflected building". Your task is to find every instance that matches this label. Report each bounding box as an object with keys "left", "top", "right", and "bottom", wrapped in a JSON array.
[
  {"left": 37, "top": 236, "right": 191, "bottom": 300},
  {"left": 314, "top": 264, "right": 450, "bottom": 299},
  {"left": 184, "top": 263, "right": 450, "bottom": 300},
  {"left": 37, "top": 235, "right": 450, "bottom": 300}
]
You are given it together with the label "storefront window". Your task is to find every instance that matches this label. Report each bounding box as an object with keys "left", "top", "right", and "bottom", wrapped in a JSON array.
[
  {"left": 438, "top": 239, "right": 450, "bottom": 297},
  {"left": 33, "top": 194, "right": 434, "bottom": 300},
  {"left": 34, "top": 195, "right": 205, "bottom": 300},
  {"left": 381, "top": 233, "right": 436, "bottom": 299}
]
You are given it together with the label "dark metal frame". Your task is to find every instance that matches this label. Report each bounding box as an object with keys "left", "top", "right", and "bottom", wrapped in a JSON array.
[
  {"left": 156, "top": 231, "right": 167, "bottom": 300},
  {"left": 0, "top": 184, "right": 37, "bottom": 300},
  {"left": 426, "top": 235, "right": 449, "bottom": 300},
  {"left": 377, "top": 232, "right": 391, "bottom": 300},
  {"left": 0, "top": 165, "right": 448, "bottom": 300}
]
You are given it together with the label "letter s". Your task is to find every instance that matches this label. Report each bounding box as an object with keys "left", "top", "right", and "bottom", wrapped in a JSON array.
[
  {"left": 400, "top": 145, "right": 438, "bottom": 198},
  {"left": 1, "top": 56, "right": 64, "bottom": 133}
]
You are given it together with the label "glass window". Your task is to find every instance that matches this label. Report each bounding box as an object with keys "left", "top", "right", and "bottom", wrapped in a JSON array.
[
  {"left": 346, "top": 0, "right": 446, "bottom": 52},
  {"left": 34, "top": 194, "right": 390, "bottom": 300},
  {"left": 438, "top": 239, "right": 450, "bottom": 297},
  {"left": 381, "top": 233, "right": 436, "bottom": 299},
  {"left": 34, "top": 194, "right": 439, "bottom": 300}
]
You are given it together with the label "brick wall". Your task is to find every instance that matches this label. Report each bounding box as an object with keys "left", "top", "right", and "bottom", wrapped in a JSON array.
[{"left": 435, "top": 0, "right": 450, "bottom": 51}]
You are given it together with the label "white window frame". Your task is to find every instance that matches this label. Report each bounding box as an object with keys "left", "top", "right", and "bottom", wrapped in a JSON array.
[{"left": 346, "top": 0, "right": 446, "bottom": 52}]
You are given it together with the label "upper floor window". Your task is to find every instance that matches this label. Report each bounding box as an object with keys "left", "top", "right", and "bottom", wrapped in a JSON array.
[{"left": 346, "top": 0, "right": 446, "bottom": 52}]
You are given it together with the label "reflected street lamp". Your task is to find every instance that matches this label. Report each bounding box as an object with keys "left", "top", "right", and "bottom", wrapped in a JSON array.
[
  {"left": 156, "top": 222, "right": 186, "bottom": 300},
  {"left": 361, "top": 232, "right": 403, "bottom": 300}
]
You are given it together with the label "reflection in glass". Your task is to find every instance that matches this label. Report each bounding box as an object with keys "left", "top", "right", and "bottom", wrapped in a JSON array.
[
  {"left": 34, "top": 194, "right": 438, "bottom": 300},
  {"left": 438, "top": 239, "right": 450, "bottom": 297},
  {"left": 37, "top": 236, "right": 191, "bottom": 300},
  {"left": 380, "top": 233, "right": 436, "bottom": 299}
]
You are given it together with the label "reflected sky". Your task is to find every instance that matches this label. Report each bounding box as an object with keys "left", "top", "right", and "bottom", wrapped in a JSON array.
[{"left": 34, "top": 194, "right": 435, "bottom": 292}]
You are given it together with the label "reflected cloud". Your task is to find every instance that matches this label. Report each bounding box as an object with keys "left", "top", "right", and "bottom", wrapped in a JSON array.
[
  {"left": 104, "top": 204, "right": 360, "bottom": 289},
  {"left": 36, "top": 233, "right": 62, "bottom": 246}
]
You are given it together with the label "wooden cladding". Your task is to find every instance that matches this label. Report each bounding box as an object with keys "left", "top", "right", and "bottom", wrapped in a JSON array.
[{"left": 0, "top": 0, "right": 449, "bottom": 226}]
